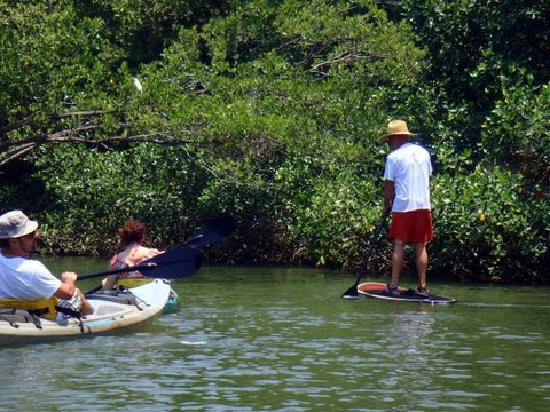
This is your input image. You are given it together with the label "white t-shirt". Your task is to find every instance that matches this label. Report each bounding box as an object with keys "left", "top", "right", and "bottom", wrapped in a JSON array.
[
  {"left": 383, "top": 142, "right": 432, "bottom": 213},
  {"left": 0, "top": 253, "right": 61, "bottom": 300}
]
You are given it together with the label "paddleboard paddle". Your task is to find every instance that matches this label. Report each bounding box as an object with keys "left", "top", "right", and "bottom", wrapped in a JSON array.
[{"left": 341, "top": 210, "right": 389, "bottom": 299}]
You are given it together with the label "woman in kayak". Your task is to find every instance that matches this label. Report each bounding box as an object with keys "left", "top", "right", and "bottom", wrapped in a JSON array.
[{"left": 101, "top": 220, "right": 163, "bottom": 291}]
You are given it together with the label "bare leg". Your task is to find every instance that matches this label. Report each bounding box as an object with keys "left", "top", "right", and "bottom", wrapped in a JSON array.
[
  {"left": 101, "top": 275, "right": 117, "bottom": 291},
  {"left": 76, "top": 288, "right": 94, "bottom": 315},
  {"left": 390, "top": 239, "right": 404, "bottom": 287},
  {"left": 415, "top": 242, "right": 428, "bottom": 290}
]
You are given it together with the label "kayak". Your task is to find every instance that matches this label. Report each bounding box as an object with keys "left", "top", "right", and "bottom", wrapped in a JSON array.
[
  {"left": 0, "top": 279, "right": 172, "bottom": 345},
  {"left": 115, "top": 277, "right": 180, "bottom": 314},
  {"left": 357, "top": 282, "right": 456, "bottom": 304}
]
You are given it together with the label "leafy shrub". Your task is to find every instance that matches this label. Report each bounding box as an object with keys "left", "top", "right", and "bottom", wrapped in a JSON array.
[{"left": 432, "top": 166, "right": 549, "bottom": 282}]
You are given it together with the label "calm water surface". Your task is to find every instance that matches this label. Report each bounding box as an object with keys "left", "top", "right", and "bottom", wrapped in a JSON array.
[{"left": 1, "top": 258, "right": 550, "bottom": 411}]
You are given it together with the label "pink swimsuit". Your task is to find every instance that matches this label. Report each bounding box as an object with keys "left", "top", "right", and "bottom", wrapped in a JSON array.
[{"left": 109, "top": 243, "right": 162, "bottom": 278}]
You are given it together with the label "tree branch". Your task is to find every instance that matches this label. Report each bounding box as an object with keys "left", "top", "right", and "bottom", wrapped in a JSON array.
[
  {"left": 310, "top": 51, "right": 388, "bottom": 72},
  {"left": 0, "top": 143, "right": 36, "bottom": 166},
  {"left": 0, "top": 110, "right": 105, "bottom": 135},
  {"left": 0, "top": 129, "right": 217, "bottom": 167},
  {"left": 0, "top": 108, "right": 222, "bottom": 167}
]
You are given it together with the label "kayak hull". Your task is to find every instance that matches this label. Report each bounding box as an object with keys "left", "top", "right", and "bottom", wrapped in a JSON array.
[
  {"left": 116, "top": 278, "right": 180, "bottom": 314},
  {"left": 357, "top": 282, "right": 456, "bottom": 304},
  {"left": 0, "top": 279, "right": 172, "bottom": 345}
]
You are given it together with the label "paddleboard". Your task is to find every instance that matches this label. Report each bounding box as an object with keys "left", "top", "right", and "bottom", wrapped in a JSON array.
[{"left": 357, "top": 282, "right": 456, "bottom": 304}]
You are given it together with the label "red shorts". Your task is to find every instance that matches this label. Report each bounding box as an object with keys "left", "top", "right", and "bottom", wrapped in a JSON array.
[{"left": 389, "top": 209, "right": 433, "bottom": 244}]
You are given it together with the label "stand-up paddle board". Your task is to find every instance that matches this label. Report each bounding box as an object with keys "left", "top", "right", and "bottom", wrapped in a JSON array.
[{"left": 357, "top": 282, "right": 456, "bottom": 304}]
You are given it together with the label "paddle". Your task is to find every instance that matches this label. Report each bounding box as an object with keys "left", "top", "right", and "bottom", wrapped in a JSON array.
[
  {"left": 184, "top": 215, "right": 236, "bottom": 247},
  {"left": 80, "top": 246, "right": 203, "bottom": 281},
  {"left": 82, "top": 215, "right": 234, "bottom": 283},
  {"left": 341, "top": 210, "right": 389, "bottom": 299}
]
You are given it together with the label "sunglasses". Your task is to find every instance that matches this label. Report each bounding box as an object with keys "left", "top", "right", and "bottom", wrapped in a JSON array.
[{"left": 22, "top": 230, "right": 39, "bottom": 240}]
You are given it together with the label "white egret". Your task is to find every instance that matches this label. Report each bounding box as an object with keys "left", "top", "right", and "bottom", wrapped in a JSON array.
[{"left": 132, "top": 77, "right": 143, "bottom": 92}]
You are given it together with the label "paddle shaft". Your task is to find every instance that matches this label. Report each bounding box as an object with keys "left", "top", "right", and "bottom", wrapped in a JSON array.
[
  {"left": 353, "top": 211, "right": 389, "bottom": 286},
  {"left": 79, "top": 263, "right": 159, "bottom": 280},
  {"left": 341, "top": 211, "right": 389, "bottom": 297}
]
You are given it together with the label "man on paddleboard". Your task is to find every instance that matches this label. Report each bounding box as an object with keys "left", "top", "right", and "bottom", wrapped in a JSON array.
[
  {"left": 0, "top": 210, "right": 93, "bottom": 315},
  {"left": 380, "top": 120, "right": 433, "bottom": 296}
]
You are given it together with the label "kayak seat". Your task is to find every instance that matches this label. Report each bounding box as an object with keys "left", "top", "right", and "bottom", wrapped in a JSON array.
[
  {"left": 93, "top": 304, "right": 130, "bottom": 317},
  {"left": 85, "top": 290, "right": 142, "bottom": 308},
  {"left": 0, "top": 297, "right": 58, "bottom": 320},
  {"left": 0, "top": 308, "right": 43, "bottom": 329}
]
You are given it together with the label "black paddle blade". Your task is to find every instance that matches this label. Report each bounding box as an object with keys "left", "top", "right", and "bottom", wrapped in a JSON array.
[
  {"left": 141, "top": 246, "right": 203, "bottom": 279},
  {"left": 186, "top": 215, "right": 235, "bottom": 246},
  {"left": 341, "top": 285, "right": 360, "bottom": 300}
]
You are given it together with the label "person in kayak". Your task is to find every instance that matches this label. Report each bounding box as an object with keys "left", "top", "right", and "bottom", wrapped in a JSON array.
[
  {"left": 0, "top": 210, "right": 93, "bottom": 315},
  {"left": 380, "top": 120, "right": 433, "bottom": 296},
  {"left": 101, "top": 219, "right": 163, "bottom": 291}
]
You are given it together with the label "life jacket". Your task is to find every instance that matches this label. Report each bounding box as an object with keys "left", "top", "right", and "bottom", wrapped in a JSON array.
[
  {"left": 0, "top": 297, "right": 58, "bottom": 320},
  {"left": 115, "top": 277, "right": 153, "bottom": 289}
]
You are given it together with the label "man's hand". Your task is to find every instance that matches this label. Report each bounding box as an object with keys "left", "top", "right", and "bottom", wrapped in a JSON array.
[{"left": 61, "top": 271, "right": 78, "bottom": 284}]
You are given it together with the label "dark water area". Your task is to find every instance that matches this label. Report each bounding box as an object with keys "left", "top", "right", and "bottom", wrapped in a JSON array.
[{"left": 1, "top": 258, "right": 550, "bottom": 411}]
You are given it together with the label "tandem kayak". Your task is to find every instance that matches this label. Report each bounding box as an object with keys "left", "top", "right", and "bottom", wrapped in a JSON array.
[
  {"left": 0, "top": 279, "right": 172, "bottom": 345},
  {"left": 357, "top": 282, "right": 456, "bottom": 304},
  {"left": 115, "top": 277, "right": 181, "bottom": 314}
]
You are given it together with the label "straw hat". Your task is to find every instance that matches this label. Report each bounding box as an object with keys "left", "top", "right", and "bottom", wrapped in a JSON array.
[
  {"left": 0, "top": 211, "right": 38, "bottom": 239},
  {"left": 379, "top": 120, "right": 415, "bottom": 143}
]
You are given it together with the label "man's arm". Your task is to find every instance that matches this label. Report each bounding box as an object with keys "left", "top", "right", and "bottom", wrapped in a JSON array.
[
  {"left": 54, "top": 271, "right": 77, "bottom": 299},
  {"left": 384, "top": 180, "right": 394, "bottom": 213}
]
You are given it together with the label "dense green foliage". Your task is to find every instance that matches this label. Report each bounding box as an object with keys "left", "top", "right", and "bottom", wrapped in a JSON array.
[{"left": 1, "top": 0, "right": 548, "bottom": 283}]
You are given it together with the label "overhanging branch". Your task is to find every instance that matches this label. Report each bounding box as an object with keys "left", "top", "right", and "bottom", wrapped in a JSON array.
[
  {"left": 0, "top": 110, "right": 106, "bottom": 136},
  {"left": 0, "top": 129, "right": 214, "bottom": 167}
]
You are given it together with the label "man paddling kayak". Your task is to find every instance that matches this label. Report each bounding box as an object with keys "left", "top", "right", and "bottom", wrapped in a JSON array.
[
  {"left": 380, "top": 120, "right": 433, "bottom": 297},
  {"left": 0, "top": 210, "right": 93, "bottom": 315}
]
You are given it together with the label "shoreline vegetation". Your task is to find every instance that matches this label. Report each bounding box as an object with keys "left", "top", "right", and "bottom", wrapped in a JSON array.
[{"left": 0, "top": 1, "right": 548, "bottom": 284}]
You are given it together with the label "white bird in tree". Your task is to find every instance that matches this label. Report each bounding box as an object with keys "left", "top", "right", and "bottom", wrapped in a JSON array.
[{"left": 132, "top": 77, "right": 143, "bottom": 92}]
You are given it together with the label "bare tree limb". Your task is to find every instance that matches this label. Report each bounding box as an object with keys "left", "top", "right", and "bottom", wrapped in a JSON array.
[
  {"left": 310, "top": 51, "right": 388, "bottom": 72},
  {"left": 0, "top": 129, "right": 218, "bottom": 166},
  {"left": 0, "top": 110, "right": 106, "bottom": 135},
  {"left": 49, "top": 110, "right": 105, "bottom": 120},
  {"left": 0, "top": 143, "right": 36, "bottom": 167},
  {"left": 0, "top": 107, "right": 222, "bottom": 167}
]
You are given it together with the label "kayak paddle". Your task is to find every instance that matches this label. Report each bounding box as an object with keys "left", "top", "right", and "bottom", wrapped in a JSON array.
[
  {"left": 184, "top": 215, "right": 235, "bottom": 247},
  {"left": 341, "top": 211, "right": 389, "bottom": 299},
  {"left": 80, "top": 246, "right": 203, "bottom": 281},
  {"left": 81, "top": 215, "right": 235, "bottom": 282}
]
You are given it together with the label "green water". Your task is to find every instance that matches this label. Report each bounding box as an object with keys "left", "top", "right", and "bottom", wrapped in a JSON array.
[{"left": 1, "top": 258, "right": 550, "bottom": 411}]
